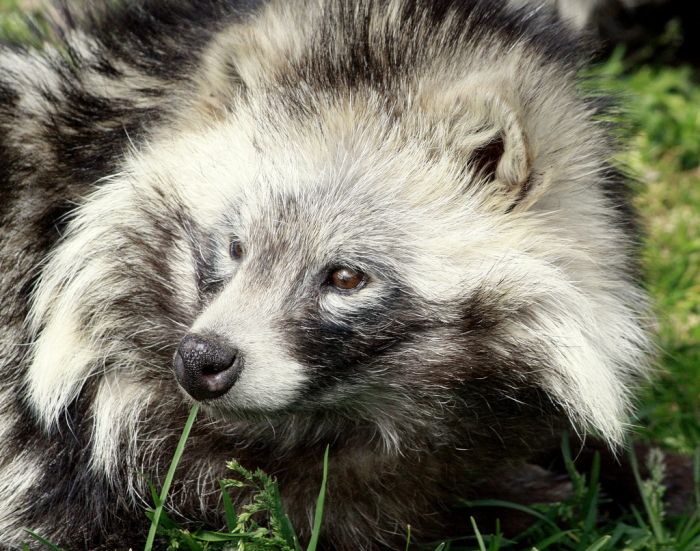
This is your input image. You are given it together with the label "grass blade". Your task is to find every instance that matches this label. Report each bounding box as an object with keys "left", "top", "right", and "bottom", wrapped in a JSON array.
[
  {"left": 191, "top": 531, "right": 257, "bottom": 541},
  {"left": 629, "top": 449, "right": 666, "bottom": 542},
  {"left": 148, "top": 478, "right": 162, "bottom": 508},
  {"left": 23, "top": 530, "right": 66, "bottom": 551},
  {"left": 144, "top": 508, "right": 179, "bottom": 530},
  {"left": 694, "top": 447, "right": 700, "bottom": 513},
  {"left": 405, "top": 525, "right": 411, "bottom": 551},
  {"left": 218, "top": 479, "right": 237, "bottom": 532},
  {"left": 179, "top": 530, "right": 204, "bottom": 551},
  {"left": 461, "top": 500, "right": 559, "bottom": 530},
  {"left": 531, "top": 530, "right": 571, "bottom": 550},
  {"left": 470, "top": 517, "right": 487, "bottom": 551},
  {"left": 306, "top": 445, "right": 329, "bottom": 551},
  {"left": 144, "top": 402, "right": 200, "bottom": 551},
  {"left": 582, "top": 452, "right": 601, "bottom": 536},
  {"left": 271, "top": 477, "right": 301, "bottom": 550},
  {"left": 582, "top": 535, "right": 610, "bottom": 551},
  {"left": 486, "top": 520, "right": 501, "bottom": 551}
]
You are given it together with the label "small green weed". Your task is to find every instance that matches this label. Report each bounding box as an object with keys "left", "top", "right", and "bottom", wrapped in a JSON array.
[
  {"left": 445, "top": 436, "right": 700, "bottom": 551},
  {"left": 142, "top": 404, "right": 328, "bottom": 551}
]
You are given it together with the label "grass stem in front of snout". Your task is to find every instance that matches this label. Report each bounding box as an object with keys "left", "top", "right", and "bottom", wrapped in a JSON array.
[
  {"left": 305, "top": 445, "right": 329, "bottom": 551},
  {"left": 144, "top": 401, "right": 200, "bottom": 551}
]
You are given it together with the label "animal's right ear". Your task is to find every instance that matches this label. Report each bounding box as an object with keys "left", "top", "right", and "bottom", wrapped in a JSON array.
[
  {"left": 192, "top": 31, "right": 248, "bottom": 116},
  {"left": 434, "top": 88, "right": 546, "bottom": 213}
]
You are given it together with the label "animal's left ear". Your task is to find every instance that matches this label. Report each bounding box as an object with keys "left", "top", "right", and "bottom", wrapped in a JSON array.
[{"left": 437, "top": 89, "right": 543, "bottom": 213}]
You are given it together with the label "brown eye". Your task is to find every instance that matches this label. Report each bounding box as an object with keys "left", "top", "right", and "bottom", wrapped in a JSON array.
[
  {"left": 329, "top": 267, "right": 365, "bottom": 291},
  {"left": 229, "top": 240, "right": 244, "bottom": 260}
]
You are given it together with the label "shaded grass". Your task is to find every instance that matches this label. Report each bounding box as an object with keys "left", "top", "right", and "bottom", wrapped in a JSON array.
[
  {"left": 442, "top": 441, "right": 700, "bottom": 551},
  {"left": 599, "top": 53, "right": 700, "bottom": 454}
]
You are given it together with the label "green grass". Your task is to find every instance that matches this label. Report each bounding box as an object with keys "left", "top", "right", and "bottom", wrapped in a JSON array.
[
  {"left": 592, "top": 50, "right": 700, "bottom": 454},
  {"left": 0, "top": 0, "right": 46, "bottom": 46},
  {"left": 145, "top": 439, "right": 328, "bottom": 551},
  {"left": 3, "top": 4, "right": 700, "bottom": 551}
]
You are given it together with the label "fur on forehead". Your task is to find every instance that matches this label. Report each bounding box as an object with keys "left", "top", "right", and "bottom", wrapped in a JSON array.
[
  {"left": 195, "top": 0, "right": 585, "bottom": 103},
  {"left": 188, "top": 0, "right": 600, "bottom": 216}
]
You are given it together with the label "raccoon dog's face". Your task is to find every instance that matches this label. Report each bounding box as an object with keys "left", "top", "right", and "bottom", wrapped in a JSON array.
[
  {"left": 168, "top": 103, "right": 492, "bottom": 421},
  {"left": 136, "top": 81, "right": 637, "bottom": 441}
]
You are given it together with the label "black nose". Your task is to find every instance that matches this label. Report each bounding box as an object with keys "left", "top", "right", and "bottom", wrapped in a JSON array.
[{"left": 173, "top": 333, "right": 243, "bottom": 401}]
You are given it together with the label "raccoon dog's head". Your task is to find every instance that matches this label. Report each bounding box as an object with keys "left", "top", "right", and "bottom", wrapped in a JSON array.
[{"left": 27, "top": 0, "right": 651, "bottom": 459}]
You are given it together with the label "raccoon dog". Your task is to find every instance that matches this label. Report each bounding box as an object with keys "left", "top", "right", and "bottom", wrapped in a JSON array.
[{"left": 0, "top": 0, "right": 653, "bottom": 548}]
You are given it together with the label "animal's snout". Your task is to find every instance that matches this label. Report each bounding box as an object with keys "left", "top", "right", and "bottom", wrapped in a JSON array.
[{"left": 174, "top": 333, "right": 243, "bottom": 400}]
